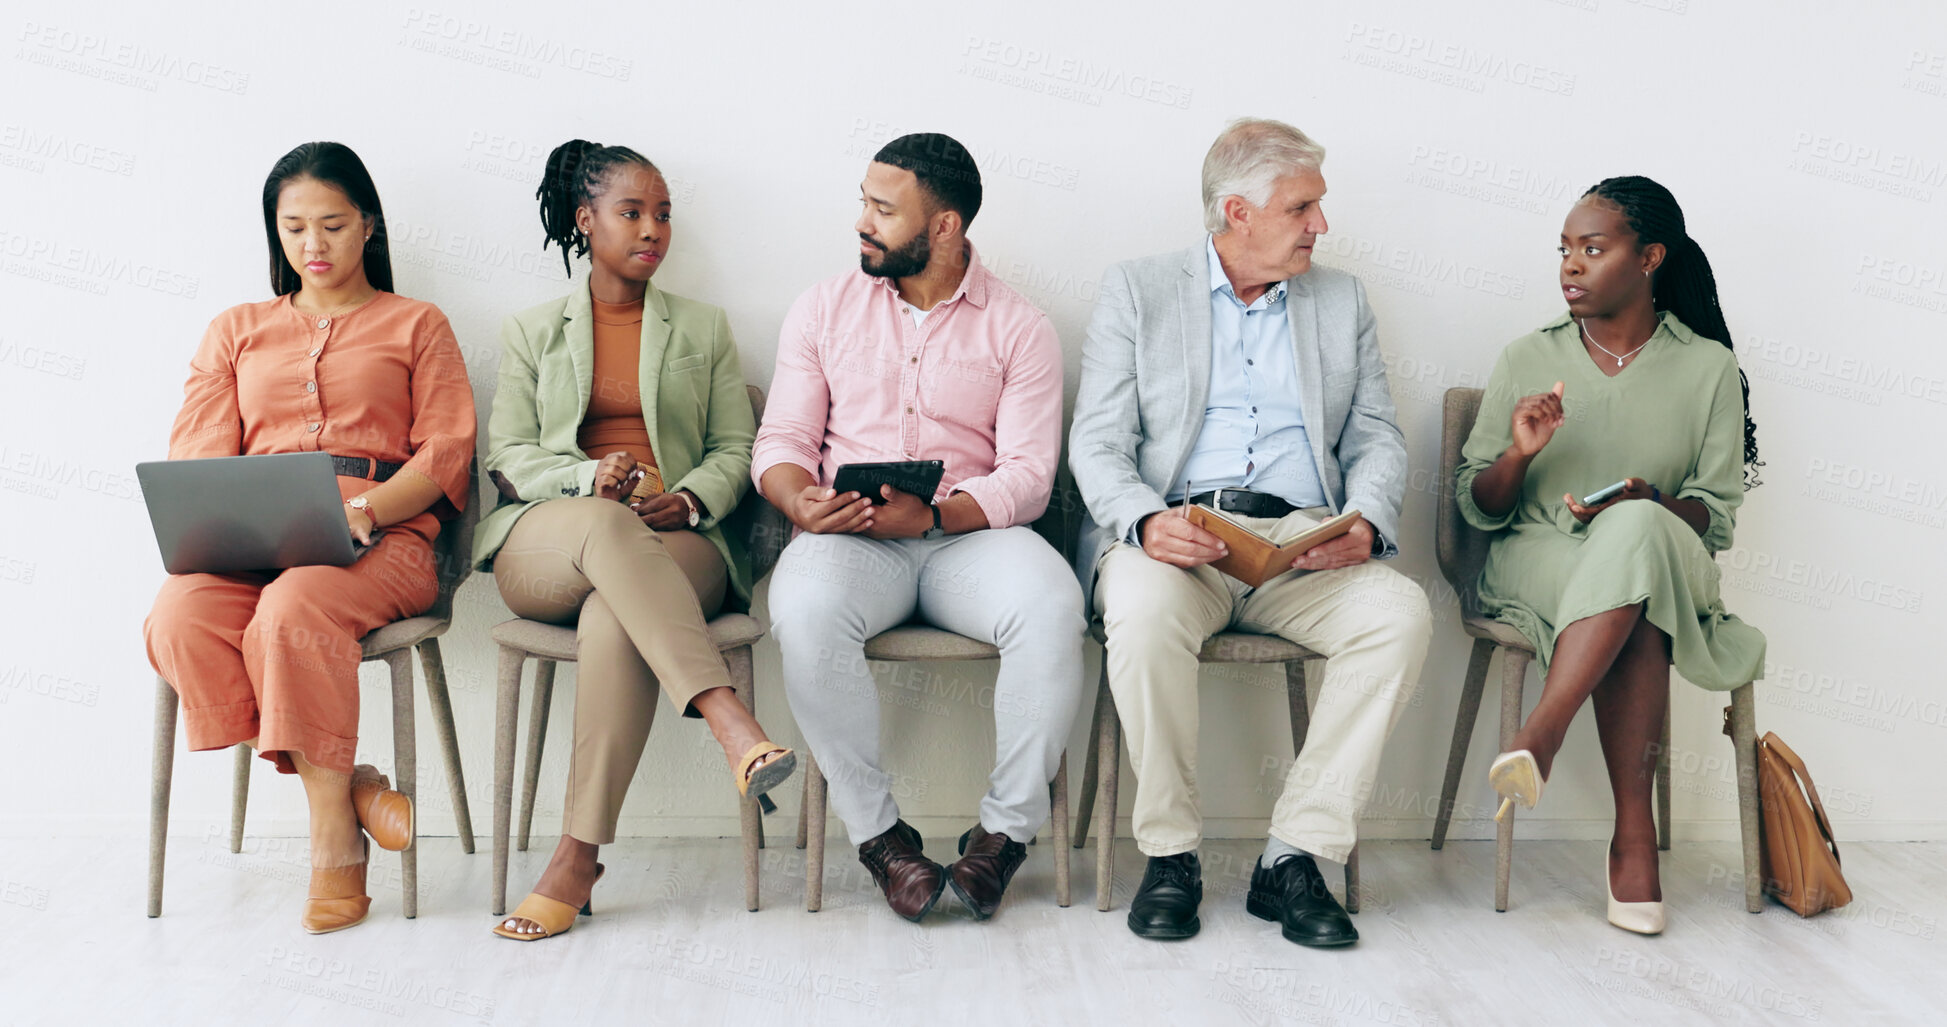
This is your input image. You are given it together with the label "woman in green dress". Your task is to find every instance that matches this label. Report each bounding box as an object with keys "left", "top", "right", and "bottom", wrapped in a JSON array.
[{"left": 1456, "top": 176, "right": 1765, "bottom": 935}]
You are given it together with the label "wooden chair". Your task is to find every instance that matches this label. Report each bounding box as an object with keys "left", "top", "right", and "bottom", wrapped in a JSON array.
[
  {"left": 148, "top": 460, "right": 481, "bottom": 919},
  {"left": 790, "top": 477, "right": 1088, "bottom": 912},
  {"left": 1428, "top": 386, "right": 1762, "bottom": 913},
  {"left": 1071, "top": 627, "right": 1360, "bottom": 914},
  {"left": 489, "top": 385, "right": 784, "bottom": 915}
]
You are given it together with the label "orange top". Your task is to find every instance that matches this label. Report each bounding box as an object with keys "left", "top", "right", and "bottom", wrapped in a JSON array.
[
  {"left": 577, "top": 295, "right": 661, "bottom": 493},
  {"left": 167, "top": 291, "right": 477, "bottom": 546}
]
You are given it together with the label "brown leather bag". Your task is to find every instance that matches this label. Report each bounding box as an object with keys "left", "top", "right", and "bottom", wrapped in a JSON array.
[{"left": 1724, "top": 707, "right": 1853, "bottom": 916}]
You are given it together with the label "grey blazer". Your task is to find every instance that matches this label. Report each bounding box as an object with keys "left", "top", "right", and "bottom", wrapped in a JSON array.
[{"left": 1067, "top": 242, "right": 1409, "bottom": 607}]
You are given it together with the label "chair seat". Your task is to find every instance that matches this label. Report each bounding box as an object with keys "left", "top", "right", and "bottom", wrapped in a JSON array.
[
  {"left": 862, "top": 625, "right": 1001, "bottom": 662},
  {"left": 360, "top": 615, "right": 447, "bottom": 658},
  {"left": 1198, "top": 632, "right": 1319, "bottom": 664},
  {"left": 491, "top": 612, "right": 767, "bottom": 662},
  {"left": 1087, "top": 619, "right": 1320, "bottom": 664},
  {"left": 1462, "top": 616, "right": 1535, "bottom": 652}
]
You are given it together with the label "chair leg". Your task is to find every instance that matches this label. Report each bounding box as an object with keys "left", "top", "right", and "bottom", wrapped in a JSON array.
[
  {"left": 1656, "top": 688, "right": 1673, "bottom": 852},
  {"left": 1285, "top": 659, "right": 1311, "bottom": 753},
  {"left": 148, "top": 678, "right": 179, "bottom": 918},
  {"left": 1730, "top": 683, "right": 1763, "bottom": 913},
  {"left": 1345, "top": 844, "right": 1361, "bottom": 914},
  {"left": 1093, "top": 667, "right": 1120, "bottom": 913},
  {"left": 387, "top": 648, "right": 419, "bottom": 919},
  {"left": 804, "top": 753, "right": 826, "bottom": 912},
  {"left": 1052, "top": 749, "right": 1070, "bottom": 907},
  {"left": 1433, "top": 638, "right": 1495, "bottom": 850},
  {"left": 491, "top": 646, "right": 525, "bottom": 917},
  {"left": 796, "top": 771, "right": 810, "bottom": 850},
  {"left": 418, "top": 637, "right": 475, "bottom": 854},
  {"left": 516, "top": 661, "right": 557, "bottom": 853},
  {"left": 728, "top": 645, "right": 761, "bottom": 911},
  {"left": 229, "top": 742, "right": 250, "bottom": 853},
  {"left": 1496, "top": 647, "right": 1529, "bottom": 913},
  {"left": 1072, "top": 675, "right": 1104, "bottom": 850}
]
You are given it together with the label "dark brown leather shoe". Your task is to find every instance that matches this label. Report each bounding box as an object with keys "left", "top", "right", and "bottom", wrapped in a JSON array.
[
  {"left": 857, "top": 819, "right": 945, "bottom": 922},
  {"left": 947, "top": 824, "right": 1028, "bottom": 920}
]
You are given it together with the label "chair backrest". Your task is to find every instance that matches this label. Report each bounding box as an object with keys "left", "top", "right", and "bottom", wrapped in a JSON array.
[
  {"left": 736, "top": 385, "right": 792, "bottom": 582},
  {"left": 1436, "top": 388, "right": 1489, "bottom": 618},
  {"left": 1034, "top": 459, "right": 1086, "bottom": 565},
  {"left": 425, "top": 456, "right": 480, "bottom": 624}
]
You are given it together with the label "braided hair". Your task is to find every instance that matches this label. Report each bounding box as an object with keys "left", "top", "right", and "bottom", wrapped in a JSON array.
[
  {"left": 537, "top": 139, "right": 658, "bottom": 277},
  {"left": 1584, "top": 176, "right": 1763, "bottom": 489}
]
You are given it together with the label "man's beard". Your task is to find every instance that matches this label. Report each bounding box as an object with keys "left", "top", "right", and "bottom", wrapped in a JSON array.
[{"left": 858, "top": 230, "right": 931, "bottom": 279}]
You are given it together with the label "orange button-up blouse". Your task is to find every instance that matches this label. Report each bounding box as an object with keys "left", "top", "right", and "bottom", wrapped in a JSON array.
[{"left": 167, "top": 292, "right": 477, "bottom": 545}]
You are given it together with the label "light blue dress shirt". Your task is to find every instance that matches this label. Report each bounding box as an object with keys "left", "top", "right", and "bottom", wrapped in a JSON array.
[{"left": 1169, "top": 237, "right": 1328, "bottom": 510}]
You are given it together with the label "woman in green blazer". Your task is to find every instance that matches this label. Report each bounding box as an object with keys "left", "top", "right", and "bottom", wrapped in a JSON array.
[{"left": 475, "top": 140, "right": 795, "bottom": 941}]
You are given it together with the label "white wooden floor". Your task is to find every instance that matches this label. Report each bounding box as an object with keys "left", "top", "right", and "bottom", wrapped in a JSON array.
[{"left": 3, "top": 833, "right": 1941, "bottom": 1026}]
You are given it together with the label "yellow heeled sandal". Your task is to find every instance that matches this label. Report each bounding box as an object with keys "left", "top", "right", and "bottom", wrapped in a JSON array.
[
  {"left": 735, "top": 742, "right": 797, "bottom": 815},
  {"left": 493, "top": 864, "right": 605, "bottom": 942}
]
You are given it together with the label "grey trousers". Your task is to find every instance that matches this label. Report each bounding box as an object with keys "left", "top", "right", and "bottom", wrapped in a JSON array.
[{"left": 768, "top": 526, "right": 1087, "bottom": 846}]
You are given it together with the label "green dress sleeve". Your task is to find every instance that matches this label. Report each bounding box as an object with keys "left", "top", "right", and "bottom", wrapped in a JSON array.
[
  {"left": 1676, "top": 355, "right": 1747, "bottom": 554},
  {"left": 1456, "top": 346, "right": 1521, "bottom": 532}
]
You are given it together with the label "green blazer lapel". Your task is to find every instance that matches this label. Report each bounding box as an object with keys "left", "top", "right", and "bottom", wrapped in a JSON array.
[
  {"left": 636, "top": 279, "right": 674, "bottom": 461},
  {"left": 563, "top": 278, "right": 596, "bottom": 428}
]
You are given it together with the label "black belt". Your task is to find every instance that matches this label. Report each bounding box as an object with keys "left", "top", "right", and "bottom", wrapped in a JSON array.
[
  {"left": 1187, "top": 489, "right": 1297, "bottom": 520},
  {"left": 331, "top": 454, "right": 403, "bottom": 482}
]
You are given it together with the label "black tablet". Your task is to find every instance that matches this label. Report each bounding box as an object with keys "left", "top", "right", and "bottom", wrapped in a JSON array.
[{"left": 831, "top": 460, "right": 945, "bottom": 504}]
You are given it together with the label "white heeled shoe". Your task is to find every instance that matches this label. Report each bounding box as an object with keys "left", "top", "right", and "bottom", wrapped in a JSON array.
[
  {"left": 1605, "top": 837, "right": 1666, "bottom": 935},
  {"left": 1487, "top": 750, "right": 1545, "bottom": 823}
]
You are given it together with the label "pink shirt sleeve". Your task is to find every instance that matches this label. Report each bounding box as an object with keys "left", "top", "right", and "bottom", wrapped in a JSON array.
[
  {"left": 751, "top": 289, "right": 832, "bottom": 497},
  {"left": 950, "top": 314, "right": 1062, "bottom": 528}
]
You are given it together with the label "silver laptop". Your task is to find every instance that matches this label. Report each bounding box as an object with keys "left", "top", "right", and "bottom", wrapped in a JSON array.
[{"left": 137, "top": 452, "right": 375, "bottom": 574}]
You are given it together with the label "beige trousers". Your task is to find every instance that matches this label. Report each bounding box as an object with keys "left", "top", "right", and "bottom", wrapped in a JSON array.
[
  {"left": 1094, "top": 507, "right": 1433, "bottom": 862},
  {"left": 493, "top": 497, "right": 728, "bottom": 845}
]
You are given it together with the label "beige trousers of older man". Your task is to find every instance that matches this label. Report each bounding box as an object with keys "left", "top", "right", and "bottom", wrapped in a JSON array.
[{"left": 1094, "top": 507, "right": 1433, "bottom": 864}]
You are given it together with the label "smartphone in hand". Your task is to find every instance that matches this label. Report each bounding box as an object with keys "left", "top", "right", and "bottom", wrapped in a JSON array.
[{"left": 1580, "top": 479, "right": 1631, "bottom": 506}]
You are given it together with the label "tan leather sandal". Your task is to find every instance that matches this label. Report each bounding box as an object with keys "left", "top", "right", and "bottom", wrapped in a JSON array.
[
  {"left": 301, "top": 836, "right": 372, "bottom": 935},
  {"left": 350, "top": 764, "right": 414, "bottom": 852},
  {"left": 735, "top": 742, "right": 797, "bottom": 814},
  {"left": 493, "top": 864, "right": 605, "bottom": 942}
]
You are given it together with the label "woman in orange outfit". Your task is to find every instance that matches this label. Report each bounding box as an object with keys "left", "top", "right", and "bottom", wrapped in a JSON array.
[{"left": 144, "top": 142, "right": 476, "bottom": 934}]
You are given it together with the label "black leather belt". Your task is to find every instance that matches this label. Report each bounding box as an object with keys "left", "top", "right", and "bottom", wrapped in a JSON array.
[
  {"left": 331, "top": 453, "right": 403, "bottom": 482},
  {"left": 1187, "top": 488, "right": 1297, "bottom": 520}
]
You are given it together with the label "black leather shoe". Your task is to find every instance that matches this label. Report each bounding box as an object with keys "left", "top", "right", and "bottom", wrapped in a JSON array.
[
  {"left": 948, "top": 824, "right": 1028, "bottom": 920},
  {"left": 1127, "top": 851, "right": 1202, "bottom": 940},
  {"left": 1246, "top": 854, "right": 1358, "bottom": 947}
]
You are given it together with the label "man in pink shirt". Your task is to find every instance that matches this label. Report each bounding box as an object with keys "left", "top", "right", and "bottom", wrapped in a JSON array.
[{"left": 754, "top": 133, "right": 1084, "bottom": 924}]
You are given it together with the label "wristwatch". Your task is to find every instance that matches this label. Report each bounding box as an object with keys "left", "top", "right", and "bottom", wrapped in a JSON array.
[
  {"left": 921, "top": 503, "right": 945, "bottom": 540},
  {"left": 677, "top": 491, "right": 701, "bottom": 528},
  {"left": 345, "top": 495, "right": 377, "bottom": 529}
]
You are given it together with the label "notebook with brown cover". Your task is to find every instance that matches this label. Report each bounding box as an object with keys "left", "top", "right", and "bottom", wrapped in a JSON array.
[{"left": 1183, "top": 505, "right": 1364, "bottom": 587}]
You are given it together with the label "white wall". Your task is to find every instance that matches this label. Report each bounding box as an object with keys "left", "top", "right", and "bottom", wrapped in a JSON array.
[{"left": 4, "top": 0, "right": 1943, "bottom": 846}]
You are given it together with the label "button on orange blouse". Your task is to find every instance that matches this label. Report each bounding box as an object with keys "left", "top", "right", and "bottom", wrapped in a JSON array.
[{"left": 144, "top": 291, "right": 477, "bottom": 775}]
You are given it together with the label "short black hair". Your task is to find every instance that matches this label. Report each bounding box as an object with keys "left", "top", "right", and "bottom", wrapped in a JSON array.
[{"left": 872, "top": 133, "right": 982, "bottom": 228}]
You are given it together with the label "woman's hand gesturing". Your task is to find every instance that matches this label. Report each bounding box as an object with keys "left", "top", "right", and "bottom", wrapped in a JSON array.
[{"left": 1510, "top": 381, "right": 1566, "bottom": 458}]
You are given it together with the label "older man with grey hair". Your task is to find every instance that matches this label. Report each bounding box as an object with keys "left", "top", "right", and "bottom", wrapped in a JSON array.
[{"left": 1069, "top": 117, "right": 1431, "bottom": 946}]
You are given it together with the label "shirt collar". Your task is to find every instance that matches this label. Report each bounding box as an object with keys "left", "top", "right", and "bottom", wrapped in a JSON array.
[
  {"left": 865, "top": 240, "right": 989, "bottom": 310},
  {"left": 1206, "top": 236, "right": 1285, "bottom": 308}
]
